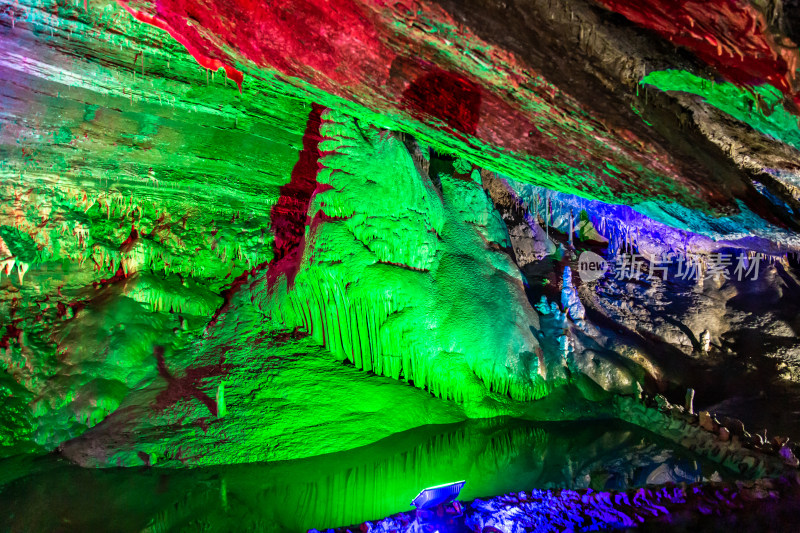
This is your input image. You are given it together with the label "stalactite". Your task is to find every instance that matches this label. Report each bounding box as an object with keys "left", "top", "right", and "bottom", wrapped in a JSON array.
[{"left": 270, "top": 266, "right": 550, "bottom": 403}]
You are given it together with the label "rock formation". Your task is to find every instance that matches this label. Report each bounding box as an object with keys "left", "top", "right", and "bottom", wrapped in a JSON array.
[{"left": 3, "top": 0, "right": 800, "bottom": 530}]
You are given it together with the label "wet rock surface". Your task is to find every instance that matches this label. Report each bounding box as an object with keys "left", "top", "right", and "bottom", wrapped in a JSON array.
[{"left": 3, "top": 0, "right": 800, "bottom": 531}]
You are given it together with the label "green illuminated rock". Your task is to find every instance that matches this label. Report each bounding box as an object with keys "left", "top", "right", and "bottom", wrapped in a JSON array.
[
  {"left": 641, "top": 70, "right": 800, "bottom": 153},
  {"left": 2, "top": 0, "right": 799, "bottom": 478},
  {"left": 59, "top": 112, "right": 601, "bottom": 468},
  {"left": 259, "top": 110, "right": 566, "bottom": 408}
]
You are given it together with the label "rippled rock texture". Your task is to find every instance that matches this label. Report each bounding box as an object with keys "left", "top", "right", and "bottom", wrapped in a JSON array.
[{"left": 3, "top": 0, "right": 800, "bottom": 531}]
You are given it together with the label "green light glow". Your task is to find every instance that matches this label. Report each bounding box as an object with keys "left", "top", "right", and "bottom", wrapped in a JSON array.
[
  {"left": 261, "top": 109, "right": 563, "bottom": 409},
  {"left": 641, "top": 69, "right": 800, "bottom": 151},
  {"left": 1, "top": 418, "right": 732, "bottom": 531}
]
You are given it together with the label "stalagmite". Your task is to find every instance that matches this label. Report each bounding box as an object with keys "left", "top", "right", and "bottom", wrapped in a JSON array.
[
  {"left": 568, "top": 209, "right": 574, "bottom": 246},
  {"left": 535, "top": 295, "right": 551, "bottom": 315},
  {"left": 699, "top": 330, "right": 711, "bottom": 353},
  {"left": 545, "top": 192, "right": 550, "bottom": 239},
  {"left": 5, "top": 4, "right": 800, "bottom": 528},
  {"left": 560, "top": 266, "right": 585, "bottom": 322}
]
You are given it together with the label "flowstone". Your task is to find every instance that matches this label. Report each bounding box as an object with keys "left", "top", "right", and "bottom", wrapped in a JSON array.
[{"left": 258, "top": 110, "right": 569, "bottom": 409}]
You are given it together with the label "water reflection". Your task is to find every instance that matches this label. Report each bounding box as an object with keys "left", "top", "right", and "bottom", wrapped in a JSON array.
[{"left": 0, "top": 418, "right": 733, "bottom": 532}]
